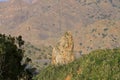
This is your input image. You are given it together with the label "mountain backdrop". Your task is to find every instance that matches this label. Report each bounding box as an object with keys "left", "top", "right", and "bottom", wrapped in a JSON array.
[{"left": 0, "top": 0, "right": 120, "bottom": 68}]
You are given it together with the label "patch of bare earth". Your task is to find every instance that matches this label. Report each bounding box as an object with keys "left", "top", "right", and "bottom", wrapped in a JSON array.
[{"left": 65, "top": 74, "right": 72, "bottom": 80}]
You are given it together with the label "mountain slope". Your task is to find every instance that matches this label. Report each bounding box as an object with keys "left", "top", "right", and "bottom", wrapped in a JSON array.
[
  {"left": 0, "top": 0, "right": 120, "bottom": 43},
  {"left": 74, "top": 20, "right": 120, "bottom": 55},
  {"left": 34, "top": 48, "right": 120, "bottom": 80},
  {"left": 0, "top": 0, "right": 120, "bottom": 71}
]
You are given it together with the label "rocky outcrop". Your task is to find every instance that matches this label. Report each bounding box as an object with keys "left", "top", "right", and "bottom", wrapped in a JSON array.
[{"left": 52, "top": 31, "right": 74, "bottom": 65}]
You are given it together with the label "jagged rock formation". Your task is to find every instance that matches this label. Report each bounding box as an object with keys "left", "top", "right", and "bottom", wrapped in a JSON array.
[{"left": 52, "top": 31, "right": 74, "bottom": 65}]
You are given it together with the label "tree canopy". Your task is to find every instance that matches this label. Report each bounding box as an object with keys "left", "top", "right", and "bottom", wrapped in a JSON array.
[{"left": 0, "top": 34, "right": 30, "bottom": 80}]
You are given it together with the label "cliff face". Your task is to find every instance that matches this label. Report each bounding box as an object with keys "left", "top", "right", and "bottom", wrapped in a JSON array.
[{"left": 52, "top": 31, "right": 74, "bottom": 65}]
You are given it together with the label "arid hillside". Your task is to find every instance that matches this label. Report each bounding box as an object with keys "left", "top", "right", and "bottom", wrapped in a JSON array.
[
  {"left": 0, "top": 0, "right": 120, "bottom": 59},
  {"left": 73, "top": 20, "right": 120, "bottom": 56},
  {"left": 0, "top": 0, "right": 120, "bottom": 73}
]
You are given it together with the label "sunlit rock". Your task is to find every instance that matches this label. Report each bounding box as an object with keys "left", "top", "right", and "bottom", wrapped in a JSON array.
[{"left": 52, "top": 31, "right": 74, "bottom": 65}]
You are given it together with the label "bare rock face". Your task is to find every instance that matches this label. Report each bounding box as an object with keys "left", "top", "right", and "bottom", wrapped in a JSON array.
[{"left": 52, "top": 31, "right": 74, "bottom": 65}]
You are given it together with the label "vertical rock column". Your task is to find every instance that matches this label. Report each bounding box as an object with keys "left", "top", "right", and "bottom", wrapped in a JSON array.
[{"left": 52, "top": 31, "right": 74, "bottom": 65}]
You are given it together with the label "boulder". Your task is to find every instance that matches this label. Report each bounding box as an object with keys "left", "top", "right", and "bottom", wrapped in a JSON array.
[{"left": 52, "top": 31, "right": 74, "bottom": 65}]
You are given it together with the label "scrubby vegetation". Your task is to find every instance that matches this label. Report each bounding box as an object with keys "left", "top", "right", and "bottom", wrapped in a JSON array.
[
  {"left": 34, "top": 48, "right": 120, "bottom": 80},
  {"left": 25, "top": 43, "right": 52, "bottom": 60},
  {"left": 0, "top": 34, "right": 120, "bottom": 80},
  {"left": 24, "top": 43, "right": 52, "bottom": 70}
]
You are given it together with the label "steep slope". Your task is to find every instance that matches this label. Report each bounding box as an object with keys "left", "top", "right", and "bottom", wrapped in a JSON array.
[
  {"left": 11, "top": 20, "right": 120, "bottom": 55},
  {"left": 0, "top": 0, "right": 120, "bottom": 45},
  {"left": 34, "top": 48, "right": 120, "bottom": 80},
  {"left": 0, "top": 0, "right": 29, "bottom": 29},
  {"left": 73, "top": 20, "right": 120, "bottom": 55},
  {"left": 9, "top": 19, "right": 120, "bottom": 70}
]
